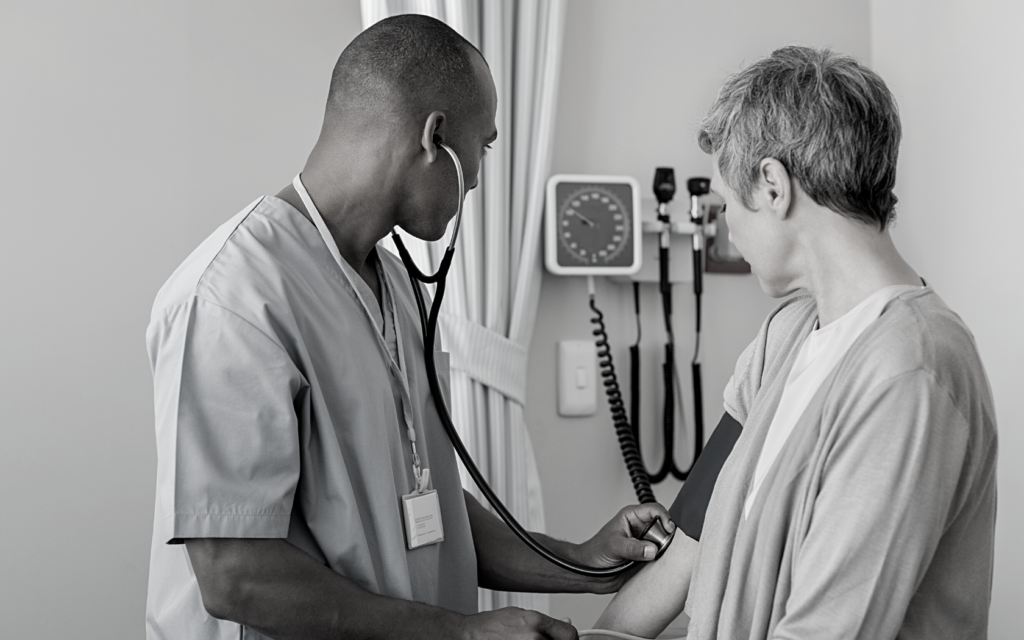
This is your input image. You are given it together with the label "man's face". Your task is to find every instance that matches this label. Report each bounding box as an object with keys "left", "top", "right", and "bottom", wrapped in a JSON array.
[
  {"left": 406, "top": 53, "right": 498, "bottom": 241},
  {"left": 453, "top": 53, "right": 498, "bottom": 194},
  {"left": 710, "top": 155, "right": 794, "bottom": 297}
]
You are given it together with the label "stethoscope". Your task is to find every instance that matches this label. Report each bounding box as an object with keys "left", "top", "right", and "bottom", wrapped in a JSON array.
[{"left": 389, "top": 141, "right": 675, "bottom": 578}]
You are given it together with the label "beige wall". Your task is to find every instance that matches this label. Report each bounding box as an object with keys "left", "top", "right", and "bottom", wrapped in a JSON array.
[
  {"left": 0, "top": 2, "right": 361, "bottom": 637},
  {"left": 3, "top": 0, "right": 1018, "bottom": 636},
  {"left": 871, "top": 1, "right": 1024, "bottom": 637},
  {"left": 529, "top": 0, "right": 871, "bottom": 626}
]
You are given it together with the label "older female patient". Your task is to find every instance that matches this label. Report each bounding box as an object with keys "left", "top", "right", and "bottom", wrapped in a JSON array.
[{"left": 596, "top": 46, "right": 997, "bottom": 639}]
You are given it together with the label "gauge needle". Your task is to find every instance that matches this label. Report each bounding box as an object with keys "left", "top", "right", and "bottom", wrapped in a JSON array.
[{"left": 569, "top": 210, "right": 595, "bottom": 226}]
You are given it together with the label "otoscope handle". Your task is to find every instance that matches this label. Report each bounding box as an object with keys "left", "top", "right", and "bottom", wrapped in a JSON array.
[
  {"left": 688, "top": 183, "right": 706, "bottom": 300},
  {"left": 659, "top": 244, "right": 672, "bottom": 314},
  {"left": 692, "top": 248, "right": 703, "bottom": 297},
  {"left": 658, "top": 200, "right": 672, "bottom": 302}
]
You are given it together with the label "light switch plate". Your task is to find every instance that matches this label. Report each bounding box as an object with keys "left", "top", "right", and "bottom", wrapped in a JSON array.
[{"left": 557, "top": 340, "right": 596, "bottom": 416}]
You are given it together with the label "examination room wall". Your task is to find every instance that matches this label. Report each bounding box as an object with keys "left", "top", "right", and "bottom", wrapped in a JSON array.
[
  {"left": 870, "top": 1, "right": 1024, "bottom": 637},
  {"left": 2, "top": 1, "right": 1020, "bottom": 638},
  {"left": 0, "top": 2, "right": 363, "bottom": 637},
  {"left": 525, "top": 0, "right": 871, "bottom": 627}
]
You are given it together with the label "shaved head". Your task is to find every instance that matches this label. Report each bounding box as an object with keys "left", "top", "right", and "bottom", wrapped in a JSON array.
[
  {"left": 283, "top": 14, "right": 497, "bottom": 267},
  {"left": 326, "top": 14, "right": 485, "bottom": 129}
]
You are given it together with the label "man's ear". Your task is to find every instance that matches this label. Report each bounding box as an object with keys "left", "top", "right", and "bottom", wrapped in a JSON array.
[
  {"left": 420, "top": 111, "right": 446, "bottom": 163},
  {"left": 758, "top": 158, "right": 793, "bottom": 220}
]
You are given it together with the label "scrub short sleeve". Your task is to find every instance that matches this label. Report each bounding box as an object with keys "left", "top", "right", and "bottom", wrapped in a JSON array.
[{"left": 149, "top": 296, "right": 304, "bottom": 544}]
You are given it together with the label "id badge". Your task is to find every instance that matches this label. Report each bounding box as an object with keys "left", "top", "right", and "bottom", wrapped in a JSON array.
[{"left": 402, "top": 490, "right": 445, "bottom": 549}]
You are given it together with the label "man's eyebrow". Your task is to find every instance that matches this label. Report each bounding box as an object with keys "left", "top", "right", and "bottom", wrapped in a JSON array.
[{"left": 486, "top": 130, "right": 498, "bottom": 144}]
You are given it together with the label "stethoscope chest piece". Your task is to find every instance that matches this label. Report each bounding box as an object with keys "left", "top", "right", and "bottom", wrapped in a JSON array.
[{"left": 638, "top": 516, "right": 676, "bottom": 560}]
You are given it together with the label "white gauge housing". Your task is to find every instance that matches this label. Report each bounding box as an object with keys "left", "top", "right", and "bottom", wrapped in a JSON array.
[{"left": 545, "top": 174, "right": 642, "bottom": 276}]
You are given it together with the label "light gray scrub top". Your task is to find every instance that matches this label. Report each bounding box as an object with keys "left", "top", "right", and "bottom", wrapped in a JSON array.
[{"left": 145, "top": 196, "right": 478, "bottom": 640}]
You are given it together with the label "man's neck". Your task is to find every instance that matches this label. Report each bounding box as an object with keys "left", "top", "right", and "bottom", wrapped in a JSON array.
[{"left": 275, "top": 178, "right": 388, "bottom": 310}]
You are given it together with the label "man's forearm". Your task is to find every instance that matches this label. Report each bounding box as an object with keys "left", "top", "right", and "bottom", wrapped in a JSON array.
[
  {"left": 464, "top": 492, "right": 629, "bottom": 594},
  {"left": 185, "top": 538, "right": 463, "bottom": 640}
]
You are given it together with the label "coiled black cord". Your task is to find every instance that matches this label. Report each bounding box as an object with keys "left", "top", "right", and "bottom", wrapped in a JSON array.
[
  {"left": 629, "top": 283, "right": 641, "bottom": 449},
  {"left": 589, "top": 294, "right": 657, "bottom": 505}
]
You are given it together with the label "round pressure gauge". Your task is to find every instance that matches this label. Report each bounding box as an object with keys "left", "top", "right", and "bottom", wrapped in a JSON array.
[{"left": 545, "top": 175, "right": 642, "bottom": 276}]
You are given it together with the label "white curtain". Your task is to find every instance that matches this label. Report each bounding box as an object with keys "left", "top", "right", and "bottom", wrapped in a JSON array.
[{"left": 361, "top": 0, "right": 567, "bottom": 615}]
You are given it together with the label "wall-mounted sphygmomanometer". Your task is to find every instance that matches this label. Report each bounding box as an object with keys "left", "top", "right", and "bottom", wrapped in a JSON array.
[
  {"left": 543, "top": 169, "right": 748, "bottom": 514},
  {"left": 545, "top": 175, "right": 642, "bottom": 276},
  {"left": 544, "top": 174, "right": 658, "bottom": 503}
]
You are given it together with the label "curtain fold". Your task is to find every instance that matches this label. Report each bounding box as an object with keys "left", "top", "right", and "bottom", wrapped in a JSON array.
[{"left": 362, "top": 0, "right": 567, "bottom": 615}]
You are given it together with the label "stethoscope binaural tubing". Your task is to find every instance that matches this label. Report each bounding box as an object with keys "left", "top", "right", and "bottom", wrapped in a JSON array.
[{"left": 391, "top": 143, "right": 669, "bottom": 577}]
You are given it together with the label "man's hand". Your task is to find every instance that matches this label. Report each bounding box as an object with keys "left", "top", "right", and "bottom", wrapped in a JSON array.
[
  {"left": 575, "top": 503, "right": 675, "bottom": 568},
  {"left": 467, "top": 491, "right": 675, "bottom": 594},
  {"left": 459, "top": 607, "right": 578, "bottom": 640}
]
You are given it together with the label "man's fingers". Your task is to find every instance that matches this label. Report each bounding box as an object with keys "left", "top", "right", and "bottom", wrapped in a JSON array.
[
  {"left": 622, "top": 503, "right": 675, "bottom": 533},
  {"left": 601, "top": 535, "right": 659, "bottom": 562},
  {"left": 538, "top": 613, "right": 578, "bottom": 639}
]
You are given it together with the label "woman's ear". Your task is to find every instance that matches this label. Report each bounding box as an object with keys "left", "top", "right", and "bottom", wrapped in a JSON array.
[
  {"left": 758, "top": 158, "right": 793, "bottom": 220},
  {"left": 420, "top": 111, "right": 446, "bottom": 163}
]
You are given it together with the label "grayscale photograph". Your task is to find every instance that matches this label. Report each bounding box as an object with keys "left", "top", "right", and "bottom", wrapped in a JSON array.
[{"left": 1, "top": 1, "right": 1019, "bottom": 638}]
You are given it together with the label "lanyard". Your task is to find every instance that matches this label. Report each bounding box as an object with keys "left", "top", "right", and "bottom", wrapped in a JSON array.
[{"left": 293, "top": 174, "right": 430, "bottom": 495}]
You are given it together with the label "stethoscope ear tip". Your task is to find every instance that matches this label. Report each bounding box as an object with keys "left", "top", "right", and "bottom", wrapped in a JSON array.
[{"left": 437, "top": 143, "right": 465, "bottom": 253}]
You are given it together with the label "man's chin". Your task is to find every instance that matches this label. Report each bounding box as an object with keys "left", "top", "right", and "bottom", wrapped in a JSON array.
[{"left": 398, "top": 221, "right": 453, "bottom": 244}]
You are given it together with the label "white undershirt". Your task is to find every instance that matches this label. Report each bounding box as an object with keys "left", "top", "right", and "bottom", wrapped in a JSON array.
[{"left": 743, "top": 284, "right": 922, "bottom": 519}]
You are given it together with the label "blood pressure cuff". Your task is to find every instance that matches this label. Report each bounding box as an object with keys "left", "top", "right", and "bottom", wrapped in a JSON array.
[{"left": 668, "top": 411, "right": 742, "bottom": 541}]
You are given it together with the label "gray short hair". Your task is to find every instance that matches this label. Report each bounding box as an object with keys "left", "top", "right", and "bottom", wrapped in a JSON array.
[{"left": 698, "top": 46, "right": 901, "bottom": 230}]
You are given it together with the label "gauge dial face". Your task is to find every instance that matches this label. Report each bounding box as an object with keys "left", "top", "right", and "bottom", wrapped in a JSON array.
[{"left": 556, "top": 185, "right": 633, "bottom": 266}]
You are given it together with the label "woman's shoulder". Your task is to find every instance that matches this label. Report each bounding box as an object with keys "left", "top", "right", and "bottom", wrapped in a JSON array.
[
  {"left": 758, "top": 292, "right": 819, "bottom": 379},
  {"left": 856, "top": 289, "right": 979, "bottom": 374},
  {"left": 726, "top": 292, "right": 817, "bottom": 420},
  {"left": 840, "top": 288, "right": 994, "bottom": 430}
]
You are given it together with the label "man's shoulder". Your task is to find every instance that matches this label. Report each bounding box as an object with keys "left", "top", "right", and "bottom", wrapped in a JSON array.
[
  {"left": 150, "top": 196, "right": 312, "bottom": 320},
  {"left": 150, "top": 197, "right": 263, "bottom": 313}
]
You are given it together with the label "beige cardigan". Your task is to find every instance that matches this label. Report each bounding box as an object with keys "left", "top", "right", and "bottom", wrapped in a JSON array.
[{"left": 684, "top": 289, "right": 997, "bottom": 639}]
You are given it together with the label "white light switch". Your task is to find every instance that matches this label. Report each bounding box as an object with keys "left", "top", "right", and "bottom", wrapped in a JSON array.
[{"left": 558, "top": 340, "right": 597, "bottom": 416}]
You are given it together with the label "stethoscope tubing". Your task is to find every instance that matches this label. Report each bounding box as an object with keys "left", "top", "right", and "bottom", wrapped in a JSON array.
[
  {"left": 393, "top": 236, "right": 637, "bottom": 577},
  {"left": 392, "top": 143, "right": 637, "bottom": 577}
]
